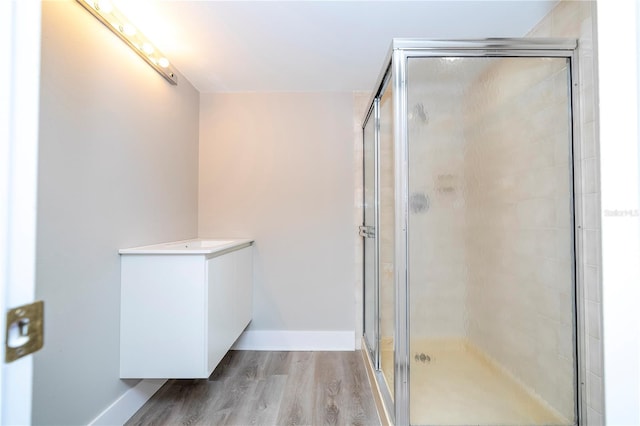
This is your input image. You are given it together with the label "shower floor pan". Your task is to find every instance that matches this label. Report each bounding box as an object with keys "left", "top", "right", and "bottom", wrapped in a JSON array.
[{"left": 380, "top": 338, "right": 570, "bottom": 425}]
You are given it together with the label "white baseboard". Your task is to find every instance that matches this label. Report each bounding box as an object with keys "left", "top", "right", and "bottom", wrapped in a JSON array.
[
  {"left": 88, "top": 379, "right": 167, "bottom": 426},
  {"left": 232, "top": 330, "right": 356, "bottom": 351}
]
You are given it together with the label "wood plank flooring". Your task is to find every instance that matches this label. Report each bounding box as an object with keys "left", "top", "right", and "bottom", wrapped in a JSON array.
[{"left": 126, "top": 351, "right": 381, "bottom": 426}]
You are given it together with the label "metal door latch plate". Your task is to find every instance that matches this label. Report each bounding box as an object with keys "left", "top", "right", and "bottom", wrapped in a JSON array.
[{"left": 5, "top": 301, "right": 44, "bottom": 363}]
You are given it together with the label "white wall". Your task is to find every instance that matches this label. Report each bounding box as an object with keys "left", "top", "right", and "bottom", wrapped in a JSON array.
[
  {"left": 597, "top": 0, "right": 640, "bottom": 424},
  {"left": 199, "top": 92, "right": 355, "bottom": 340},
  {"left": 34, "top": 1, "right": 199, "bottom": 424}
]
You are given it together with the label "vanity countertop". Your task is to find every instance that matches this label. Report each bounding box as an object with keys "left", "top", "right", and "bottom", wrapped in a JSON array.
[{"left": 119, "top": 238, "right": 253, "bottom": 255}]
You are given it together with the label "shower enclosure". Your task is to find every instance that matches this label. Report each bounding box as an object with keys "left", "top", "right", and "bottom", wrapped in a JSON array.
[{"left": 361, "top": 39, "right": 584, "bottom": 426}]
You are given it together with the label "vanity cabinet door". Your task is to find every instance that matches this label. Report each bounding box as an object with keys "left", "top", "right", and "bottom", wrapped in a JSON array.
[
  {"left": 120, "top": 255, "right": 207, "bottom": 378},
  {"left": 207, "top": 253, "right": 235, "bottom": 372},
  {"left": 206, "top": 247, "right": 253, "bottom": 373},
  {"left": 234, "top": 247, "right": 253, "bottom": 337}
]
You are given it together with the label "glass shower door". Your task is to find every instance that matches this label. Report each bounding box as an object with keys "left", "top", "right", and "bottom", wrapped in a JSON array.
[
  {"left": 378, "top": 79, "right": 395, "bottom": 403},
  {"left": 363, "top": 104, "right": 378, "bottom": 361},
  {"left": 406, "top": 56, "right": 577, "bottom": 425},
  {"left": 363, "top": 78, "right": 396, "bottom": 416}
]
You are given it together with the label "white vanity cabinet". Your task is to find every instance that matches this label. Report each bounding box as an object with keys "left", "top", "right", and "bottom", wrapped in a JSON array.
[{"left": 119, "top": 239, "right": 253, "bottom": 378}]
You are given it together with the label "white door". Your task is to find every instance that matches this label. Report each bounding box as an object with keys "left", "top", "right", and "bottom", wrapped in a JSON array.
[{"left": 0, "top": 1, "right": 42, "bottom": 424}]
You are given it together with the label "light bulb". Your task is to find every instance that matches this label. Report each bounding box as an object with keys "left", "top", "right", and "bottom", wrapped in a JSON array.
[
  {"left": 142, "top": 43, "right": 154, "bottom": 55},
  {"left": 95, "top": 0, "right": 113, "bottom": 14},
  {"left": 121, "top": 23, "right": 136, "bottom": 36},
  {"left": 158, "top": 58, "right": 170, "bottom": 68}
]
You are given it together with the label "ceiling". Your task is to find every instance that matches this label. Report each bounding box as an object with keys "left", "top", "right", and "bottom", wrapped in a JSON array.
[{"left": 114, "top": 1, "right": 558, "bottom": 93}]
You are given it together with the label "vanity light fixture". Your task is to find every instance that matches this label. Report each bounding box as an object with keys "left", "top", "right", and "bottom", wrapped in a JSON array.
[{"left": 76, "top": 0, "right": 178, "bottom": 85}]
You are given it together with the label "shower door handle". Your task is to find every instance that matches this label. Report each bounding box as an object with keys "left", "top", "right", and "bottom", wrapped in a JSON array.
[{"left": 359, "top": 226, "right": 376, "bottom": 238}]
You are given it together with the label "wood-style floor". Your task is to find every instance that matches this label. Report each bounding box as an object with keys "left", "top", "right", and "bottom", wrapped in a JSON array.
[{"left": 126, "top": 351, "right": 381, "bottom": 426}]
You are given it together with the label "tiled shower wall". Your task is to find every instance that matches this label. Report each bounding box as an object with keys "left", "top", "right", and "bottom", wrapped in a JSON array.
[
  {"left": 462, "top": 5, "right": 603, "bottom": 420},
  {"left": 527, "top": 2, "right": 603, "bottom": 423},
  {"left": 463, "top": 56, "right": 576, "bottom": 420}
]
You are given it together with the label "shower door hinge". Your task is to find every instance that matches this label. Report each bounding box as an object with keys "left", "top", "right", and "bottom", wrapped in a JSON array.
[
  {"left": 5, "top": 301, "right": 44, "bottom": 363},
  {"left": 359, "top": 225, "right": 376, "bottom": 238}
]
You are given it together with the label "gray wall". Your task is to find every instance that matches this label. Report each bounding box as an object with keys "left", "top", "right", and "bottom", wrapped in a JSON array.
[
  {"left": 199, "top": 92, "right": 355, "bottom": 332},
  {"left": 34, "top": 1, "right": 199, "bottom": 424}
]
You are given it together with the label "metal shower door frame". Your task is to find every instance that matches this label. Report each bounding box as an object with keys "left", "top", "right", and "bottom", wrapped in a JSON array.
[
  {"left": 362, "top": 98, "right": 381, "bottom": 368},
  {"left": 362, "top": 70, "right": 398, "bottom": 418},
  {"left": 364, "top": 38, "right": 585, "bottom": 426}
]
